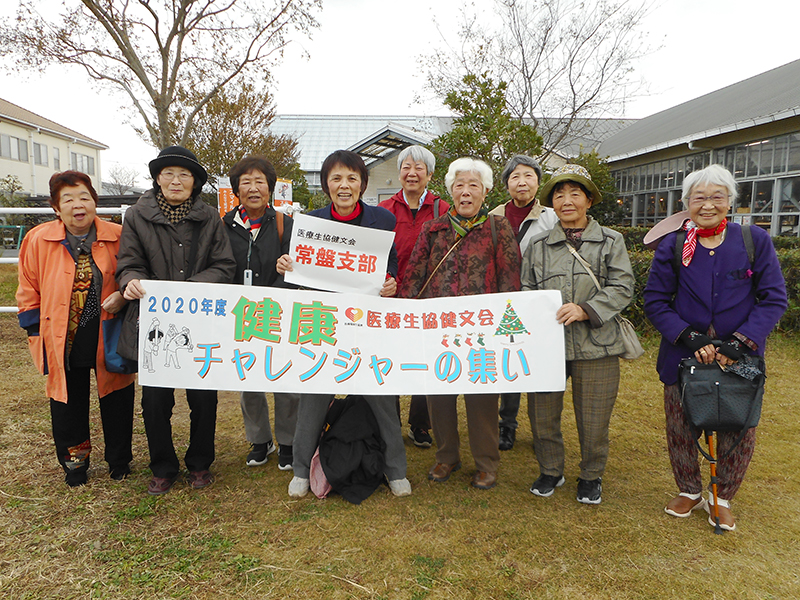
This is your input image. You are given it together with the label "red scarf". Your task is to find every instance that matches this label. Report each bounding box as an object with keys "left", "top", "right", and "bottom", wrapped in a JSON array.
[
  {"left": 681, "top": 218, "right": 727, "bottom": 267},
  {"left": 331, "top": 201, "right": 363, "bottom": 222}
]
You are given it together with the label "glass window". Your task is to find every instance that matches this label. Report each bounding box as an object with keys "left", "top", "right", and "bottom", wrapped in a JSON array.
[
  {"left": 737, "top": 181, "right": 753, "bottom": 214},
  {"left": 656, "top": 192, "right": 668, "bottom": 218},
  {"left": 0, "top": 134, "right": 10, "bottom": 158},
  {"left": 774, "top": 135, "right": 788, "bottom": 173},
  {"left": 667, "top": 159, "right": 677, "bottom": 188},
  {"left": 779, "top": 214, "right": 798, "bottom": 237},
  {"left": 33, "top": 142, "right": 48, "bottom": 166},
  {"left": 724, "top": 148, "right": 735, "bottom": 174},
  {"left": 758, "top": 139, "right": 773, "bottom": 175},
  {"left": 53, "top": 147, "right": 60, "bottom": 170},
  {"left": 676, "top": 157, "right": 686, "bottom": 186},
  {"left": 745, "top": 143, "right": 759, "bottom": 178},
  {"left": 734, "top": 146, "right": 746, "bottom": 178},
  {"left": 87, "top": 156, "right": 95, "bottom": 176},
  {"left": 787, "top": 133, "right": 800, "bottom": 172},
  {"left": 753, "top": 180, "right": 773, "bottom": 214},
  {"left": 637, "top": 167, "right": 646, "bottom": 192},
  {"left": 779, "top": 176, "right": 800, "bottom": 213}
]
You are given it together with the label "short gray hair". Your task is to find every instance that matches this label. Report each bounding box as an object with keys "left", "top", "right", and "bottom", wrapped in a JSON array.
[
  {"left": 396, "top": 145, "right": 435, "bottom": 175},
  {"left": 682, "top": 164, "right": 738, "bottom": 209},
  {"left": 444, "top": 157, "right": 494, "bottom": 195},
  {"left": 501, "top": 155, "right": 542, "bottom": 188}
]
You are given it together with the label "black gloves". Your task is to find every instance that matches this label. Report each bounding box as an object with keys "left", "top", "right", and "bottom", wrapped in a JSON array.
[
  {"left": 717, "top": 338, "right": 746, "bottom": 361},
  {"left": 679, "top": 328, "right": 713, "bottom": 353}
]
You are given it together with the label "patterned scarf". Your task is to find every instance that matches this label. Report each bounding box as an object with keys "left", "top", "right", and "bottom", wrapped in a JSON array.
[
  {"left": 448, "top": 205, "right": 489, "bottom": 238},
  {"left": 238, "top": 204, "right": 263, "bottom": 233},
  {"left": 681, "top": 218, "right": 727, "bottom": 267},
  {"left": 67, "top": 238, "right": 100, "bottom": 356},
  {"left": 563, "top": 227, "right": 585, "bottom": 249},
  {"left": 156, "top": 189, "right": 194, "bottom": 224}
]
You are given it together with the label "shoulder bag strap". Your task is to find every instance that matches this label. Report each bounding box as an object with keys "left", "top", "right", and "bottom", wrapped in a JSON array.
[
  {"left": 276, "top": 210, "right": 284, "bottom": 246},
  {"left": 566, "top": 243, "right": 601, "bottom": 292},
  {"left": 416, "top": 235, "right": 465, "bottom": 299},
  {"left": 516, "top": 219, "right": 534, "bottom": 245}
]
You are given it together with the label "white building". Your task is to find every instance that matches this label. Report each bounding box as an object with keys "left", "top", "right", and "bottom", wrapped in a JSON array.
[{"left": 1, "top": 98, "right": 107, "bottom": 196}]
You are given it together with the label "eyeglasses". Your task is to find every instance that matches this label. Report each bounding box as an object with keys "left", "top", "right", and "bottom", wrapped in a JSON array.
[
  {"left": 160, "top": 171, "right": 193, "bottom": 182},
  {"left": 688, "top": 193, "right": 730, "bottom": 206}
]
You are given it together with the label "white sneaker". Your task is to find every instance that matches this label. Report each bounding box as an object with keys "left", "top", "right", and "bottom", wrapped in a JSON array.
[
  {"left": 388, "top": 478, "right": 412, "bottom": 497},
  {"left": 288, "top": 476, "right": 309, "bottom": 498}
]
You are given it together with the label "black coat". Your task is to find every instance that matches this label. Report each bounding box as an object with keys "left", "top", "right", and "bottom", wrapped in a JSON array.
[
  {"left": 319, "top": 396, "right": 386, "bottom": 505},
  {"left": 222, "top": 206, "right": 293, "bottom": 287}
]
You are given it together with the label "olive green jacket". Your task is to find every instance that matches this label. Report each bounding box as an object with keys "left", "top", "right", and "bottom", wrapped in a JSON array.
[{"left": 521, "top": 218, "right": 634, "bottom": 361}]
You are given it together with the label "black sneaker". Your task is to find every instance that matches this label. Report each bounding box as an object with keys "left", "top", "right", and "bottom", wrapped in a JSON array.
[
  {"left": 499, "top": 426, "right": 516, "bottom": 451},
  {"left": 408, "top": 427, "right": 433, "bottom": 448},
  {"left": 110, "top": 465, "right": 131, "bottom": 481},
  {"left": 278, "top": 445, "right": 293, "bottom": 471},
  {"left": 246, "top": 440, "right": 275, "bottom": 467},
  {"left": 529, "top": 473, "right": 565, "bottom": 497},
  {"left": 577, "top": 477, "right": 602, "bottom": 504}
]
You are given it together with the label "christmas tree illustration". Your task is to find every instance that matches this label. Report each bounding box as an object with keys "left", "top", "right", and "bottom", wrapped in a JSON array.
[{"left": 494, "top": 300, "right": 529, "bottom": 344}]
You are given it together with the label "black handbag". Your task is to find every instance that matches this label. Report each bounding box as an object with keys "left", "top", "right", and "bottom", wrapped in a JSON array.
[{"left": 678, "top": 355, "right": 765, "bottom": 459}]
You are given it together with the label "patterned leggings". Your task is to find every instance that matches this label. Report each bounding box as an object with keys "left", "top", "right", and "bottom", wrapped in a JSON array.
[{"left": 664, "top": 383, "right": 756, "bottom": 500}]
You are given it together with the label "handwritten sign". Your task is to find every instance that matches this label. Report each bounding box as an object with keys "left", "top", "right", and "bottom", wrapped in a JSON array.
[
  {"left": 137, "top": 280, "right": 566, "bottom": 395},
  {"left": 283, "top": 213, "right": 395, "bottom": 295}
]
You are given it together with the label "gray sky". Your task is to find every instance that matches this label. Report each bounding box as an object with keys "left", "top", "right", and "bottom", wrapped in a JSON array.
[{"left": 1, "top": 0, "right": 798, "bottom": 185}]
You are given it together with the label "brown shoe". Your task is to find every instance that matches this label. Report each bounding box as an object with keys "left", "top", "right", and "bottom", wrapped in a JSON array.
[
  {"left": 665, "top": 494, "right": 706, "bottom": 518},
  {"left": 147, "top": 476, "right": 176, "bottom": 495},
  {"left": 706, "top": 501, "right": 736, "bottom": 531},
  {"left": 428, "top": 461, "right": 461, "bottom": 482},
  {"left": 471, "top": 471, "right": 497, "bottom": 490},
  {"left": 187, "top": 470, "right": 214, "bottom": 490}
]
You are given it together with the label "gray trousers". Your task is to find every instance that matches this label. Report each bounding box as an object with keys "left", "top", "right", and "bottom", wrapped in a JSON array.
[
  {"left": 239, "top": 392, "right": 299, "bottom": 447},
  {"left": 292, "top": 394, "right": 407, "bottom": 481},
  {"left": 528, "top": 357, "right": 619, "bottom": 480}
]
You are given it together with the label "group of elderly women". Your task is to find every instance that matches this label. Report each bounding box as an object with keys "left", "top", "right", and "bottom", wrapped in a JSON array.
[{"left": 17, "top": 141, "right": 786, "bottom": 531}]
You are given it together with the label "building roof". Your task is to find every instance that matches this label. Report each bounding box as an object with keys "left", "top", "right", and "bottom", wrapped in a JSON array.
[
  {"left": 271, "top": 114, "right": 635, "bottom": 172},
  {"left": 599, "top": 58, "right": 800, "bottom": 161},
  {"left": 0, "top": 97, "right": 108, "bottom": 149},
  {"left": 270, "top": 115, "right": 451, "bottom": 172}
]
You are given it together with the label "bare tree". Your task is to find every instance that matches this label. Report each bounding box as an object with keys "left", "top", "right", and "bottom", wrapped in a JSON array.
[
  {"left": 178, "top": 80, "right": 311, "bottom": 205},
  {"left": 0, "top": 0, "right": 320, "bottom": 149},
  {"left": 419, "top": 0, "right": 652, "bottom": 162},
  {"left": 106, "top": 165, "right": 140, "bottom": 195}
]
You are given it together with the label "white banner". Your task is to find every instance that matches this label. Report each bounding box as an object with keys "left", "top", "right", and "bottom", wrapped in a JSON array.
[
  {"left": 137, "top": 280, "right": 567, "bottom": 395},
  {"left": 283, "top": 213, "right": 395, "bottom": 295}
]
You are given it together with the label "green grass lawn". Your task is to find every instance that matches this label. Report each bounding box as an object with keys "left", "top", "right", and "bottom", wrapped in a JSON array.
[{"left": 1, "top": 278, "right": 799, "bottom": 598}]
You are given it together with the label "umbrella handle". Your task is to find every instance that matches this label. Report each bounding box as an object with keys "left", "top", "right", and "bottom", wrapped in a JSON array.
[{"left": 706, "top": 430, "right": 724, "bottom": 535}]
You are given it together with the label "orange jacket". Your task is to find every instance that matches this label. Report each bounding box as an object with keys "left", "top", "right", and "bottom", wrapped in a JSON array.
[{"left": 16, "top": 218, "right": 136, "bottom": 403}]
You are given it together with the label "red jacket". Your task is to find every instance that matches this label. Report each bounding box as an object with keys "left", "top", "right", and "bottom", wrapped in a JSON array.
[
  {"left": 16, "top": 218, "right": 135, "bottom": 403},
  {"left": 379, "top": 190, "right": 449, "bottom": 284}
]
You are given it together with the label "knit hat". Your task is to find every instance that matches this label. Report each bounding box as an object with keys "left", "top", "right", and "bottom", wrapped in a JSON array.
[
  {"left": 538, "top": 164, "right": 602, "bottom": 207},
  {"left": 149, "top": 146, "right": 208, "bottom": 187}
]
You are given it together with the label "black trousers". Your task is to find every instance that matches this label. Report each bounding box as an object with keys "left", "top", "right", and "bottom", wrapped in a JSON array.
[
  {"left": 394, "top": 394, "right": 432, "bottom": 430},
  {"left": 141, "top": 386, "right": 217, "bottom": 478},
  {"left": 50, "top": 367, "right": 134, "bottom": 483}
]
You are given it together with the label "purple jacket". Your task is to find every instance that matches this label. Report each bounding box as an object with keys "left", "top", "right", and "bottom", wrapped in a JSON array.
[{"left": 643, "top": 223, "right": 787, "bottom": 385}]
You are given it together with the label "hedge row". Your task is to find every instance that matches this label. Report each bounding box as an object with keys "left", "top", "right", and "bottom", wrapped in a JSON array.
[{"left": 615, "top": 228, "right": 800, "bottom": 334}]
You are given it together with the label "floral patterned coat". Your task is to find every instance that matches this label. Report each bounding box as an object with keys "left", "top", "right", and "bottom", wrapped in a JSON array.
[{"left": 398, "top": 213, "right": 521, "bottom": 299}]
